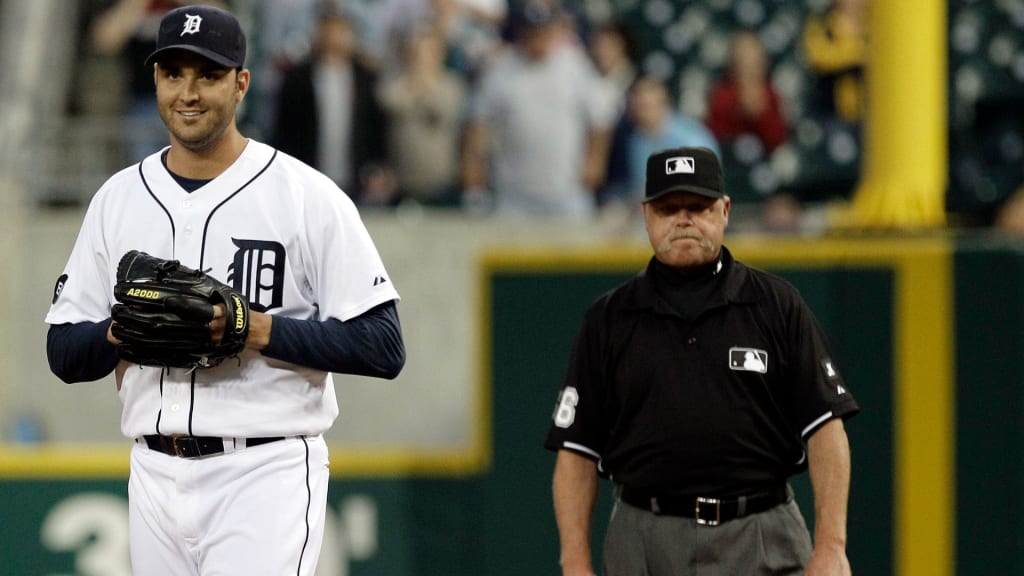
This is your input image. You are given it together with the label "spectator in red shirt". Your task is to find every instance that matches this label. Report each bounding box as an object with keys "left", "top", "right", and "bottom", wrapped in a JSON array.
[{"left": 705, "top": 30, "right": 787, "bottom": 154}]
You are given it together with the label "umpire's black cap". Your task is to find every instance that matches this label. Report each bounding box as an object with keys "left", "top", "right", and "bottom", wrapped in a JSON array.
[
  {"left": 144, "top": 5, "right": 246, "bottom": 69},
  {"left": 643, "top": 146, "right": 725, "bottom": 203}
]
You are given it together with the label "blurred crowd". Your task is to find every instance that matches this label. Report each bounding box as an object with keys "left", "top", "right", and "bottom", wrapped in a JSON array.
[{"left": 64, "top": 0, "right": 1024, "bottom": 233}]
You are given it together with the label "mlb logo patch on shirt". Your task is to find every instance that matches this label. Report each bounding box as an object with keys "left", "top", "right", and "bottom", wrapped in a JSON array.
[{"left": 729, "top": 347, "right": 768, "bottom": 373}]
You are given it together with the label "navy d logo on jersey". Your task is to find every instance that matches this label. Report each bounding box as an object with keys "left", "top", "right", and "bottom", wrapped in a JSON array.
[
  {"left": 227, "top": 239, "right": 285, "bottom": 313},
  {"left": 729, "top": 347, "right": 768, "bottom": 373}
]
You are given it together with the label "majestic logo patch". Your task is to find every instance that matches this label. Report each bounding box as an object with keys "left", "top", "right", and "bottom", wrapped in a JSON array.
[
  {"left": 729, "top": 347, "right": 768, "bottom": 373},
  {"left": 666, "top": 156, "right": 695, "bottom": 175},
  {"left": 52, "top": 274, "right": 68, "bottom": 304},
  {"left": 181, "top": 14, "right": 203, "bottom": 36}
]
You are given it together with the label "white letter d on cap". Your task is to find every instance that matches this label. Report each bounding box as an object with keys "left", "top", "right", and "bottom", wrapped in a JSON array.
[{"left": 182, "top": 14, "right": 203, "bottom": 35}]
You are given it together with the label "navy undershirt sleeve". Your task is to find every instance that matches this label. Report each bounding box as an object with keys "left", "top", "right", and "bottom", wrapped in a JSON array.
[
  {"left": 262, "top": 300, "right": 405, "bottom": 378},
  {"left": 47, "top": 319, "right": 120, "bottom": 383},
  {"left": 47, "top": 302, "right": 405, "bottom": 381}
]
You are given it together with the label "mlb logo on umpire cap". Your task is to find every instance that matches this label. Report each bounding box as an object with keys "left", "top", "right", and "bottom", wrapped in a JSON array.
[
  {"left": 643, "top": 146, "right": 725, "bottom": 203},
  {"left": 144, "top": 5, "right": 247, "bottom": 69},
  {"left": 665, "top": 157, "right": 695, "bottom": 175}
]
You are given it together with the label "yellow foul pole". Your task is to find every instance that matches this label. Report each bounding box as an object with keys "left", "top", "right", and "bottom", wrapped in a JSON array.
[{"left": 850, "top": 0, "right": 947, "bottom": 228}]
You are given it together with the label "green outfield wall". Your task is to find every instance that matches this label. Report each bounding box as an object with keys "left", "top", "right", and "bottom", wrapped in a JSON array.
[{"left": 2, "top": 236, "right": 1022, "bottom": 575}]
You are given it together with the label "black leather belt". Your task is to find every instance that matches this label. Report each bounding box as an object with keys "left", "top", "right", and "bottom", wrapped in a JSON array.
[
  {"left": 143, "top": 435, "right": 284, "bottom": 458},
  {"left": 619, "top": 484, "right": 790, "bottom": 525}
]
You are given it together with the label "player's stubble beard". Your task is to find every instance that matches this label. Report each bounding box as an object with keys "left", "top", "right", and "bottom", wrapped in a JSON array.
[{"left": 163, "top": 106, "right": 236, "bottom": 153}]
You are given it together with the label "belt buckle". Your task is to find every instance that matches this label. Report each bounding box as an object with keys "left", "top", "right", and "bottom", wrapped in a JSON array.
[
  {"left": 171, "top": 435, "right": 201, "bottom": 458},
  {"left": 695, "top": 496, "right": 721, "bottom": 526}
]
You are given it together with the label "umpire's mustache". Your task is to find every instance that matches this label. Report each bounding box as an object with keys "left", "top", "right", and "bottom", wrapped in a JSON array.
[{"left": 663, "top": 229, "right": 713, "bottom": 252}]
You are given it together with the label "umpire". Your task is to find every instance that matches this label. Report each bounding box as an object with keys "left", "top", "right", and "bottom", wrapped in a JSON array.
[{"left": 545, "top": 146, "right": 859, "bottom": 576}]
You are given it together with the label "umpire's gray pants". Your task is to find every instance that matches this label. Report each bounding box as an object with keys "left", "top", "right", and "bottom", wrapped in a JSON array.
[{"left": 603, "top": 491, "right": 812, "bottom": 575}]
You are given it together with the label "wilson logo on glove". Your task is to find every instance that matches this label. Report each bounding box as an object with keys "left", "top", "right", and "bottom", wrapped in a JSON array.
[{"left": 231, "top": 294, "right": 247, "bottom": 333}]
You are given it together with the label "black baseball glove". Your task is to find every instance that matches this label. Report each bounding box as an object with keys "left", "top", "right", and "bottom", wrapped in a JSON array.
[{"left": 111, "top": 250, "right": 250, "bottom": 370}]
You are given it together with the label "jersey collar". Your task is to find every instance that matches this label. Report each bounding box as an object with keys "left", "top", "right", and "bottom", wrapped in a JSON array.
[{"left": 623, "top": 246, "right": 761, "bottom": 312}]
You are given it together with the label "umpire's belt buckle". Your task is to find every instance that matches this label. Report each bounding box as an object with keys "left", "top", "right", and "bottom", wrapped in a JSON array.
[{"left": 695, "top": 497, "right": 721, "bottom": 526}]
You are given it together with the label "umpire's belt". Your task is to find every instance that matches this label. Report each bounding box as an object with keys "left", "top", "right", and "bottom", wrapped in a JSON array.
[
  {"left": 140, "top": 435, "right": 285, "bottom": 458},
  {"left": 619, "top": 483, "right": 790, "bottom": 525}
]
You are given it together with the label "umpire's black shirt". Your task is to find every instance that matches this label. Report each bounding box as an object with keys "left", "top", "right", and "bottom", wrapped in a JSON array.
[{"left": 544, "top": 246, "right": 860, "bottom": 498}]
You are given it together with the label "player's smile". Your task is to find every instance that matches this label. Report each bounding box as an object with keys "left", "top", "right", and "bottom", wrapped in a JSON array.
[{"left": 174, "top": 110, "right": 207, "bottom": 127}]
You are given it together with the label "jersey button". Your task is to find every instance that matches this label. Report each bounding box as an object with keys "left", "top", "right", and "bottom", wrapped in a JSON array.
[
  {"left": 182, "top": 200, "right": 192, "bottom": 209},
  {"left": 170, "top": 403, "right": 181, "bottom": 412},
  {"left": 687, "top": 337, "right": 697, "bottom": 344}
]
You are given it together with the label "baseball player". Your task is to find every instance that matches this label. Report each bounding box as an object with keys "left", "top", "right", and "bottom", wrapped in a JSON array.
[
  {"left": 44, "top": 6, "right": 404, "bottom": 575},
  {"left": 545, "top": 147, "right": 859, "bottom": 575}
]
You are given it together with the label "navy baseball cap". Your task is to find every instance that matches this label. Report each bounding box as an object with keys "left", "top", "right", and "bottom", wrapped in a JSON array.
[
  {"left": 144, "top": 5, "right": 246, "bottom": 69},
  {"left": 643, "top": 146, "right": 725, "bottom": 203}
]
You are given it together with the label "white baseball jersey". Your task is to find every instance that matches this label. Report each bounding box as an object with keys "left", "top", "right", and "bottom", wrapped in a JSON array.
[{"left": 46, "top": 140, "right": 400, "bottom": 439}]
